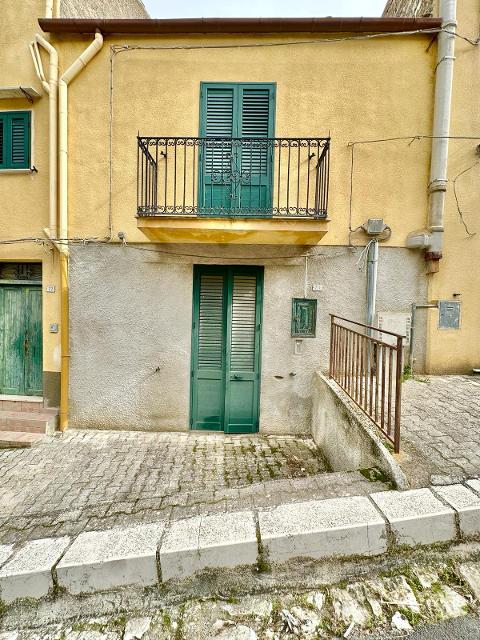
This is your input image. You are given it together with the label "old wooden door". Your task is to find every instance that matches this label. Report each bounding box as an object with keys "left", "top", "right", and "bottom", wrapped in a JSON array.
[
  {"left": 0, "top": 284, "right": 42, "bottom": 395},
  {"left": 190, "top": 265, "right": 263, "bottom": 432}
]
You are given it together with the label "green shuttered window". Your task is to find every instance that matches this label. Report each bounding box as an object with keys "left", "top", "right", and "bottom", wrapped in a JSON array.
[
  {"left": 0, "top": 112, "right": 31, "bottom": 170},
  {"left": 199, "top": 83, "right": 275, "bottom": 213}
]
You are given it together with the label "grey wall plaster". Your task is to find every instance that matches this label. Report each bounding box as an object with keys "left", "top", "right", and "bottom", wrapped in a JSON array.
[{"left": 69, "top": 243, "right": 427, "bottom": 434}]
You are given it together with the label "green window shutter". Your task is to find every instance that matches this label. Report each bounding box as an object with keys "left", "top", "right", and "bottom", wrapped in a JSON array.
[
  {"left": 203, "top": 87, "right": 235, "bottom": 138},
  {"left": 229, "top": 274, "right": 257, "bottom": 371},
  {"left": 199, "top": 83, "right": 275, "bottom": 213},
  {"left": 197, "top": 273, "right": 225, "bottom": 369},
  {"left": 0, "top": 112, "right": 31, "bottom": 170},
  {"left": 0, "top": 117, "right": 5, "bottom": 169}
]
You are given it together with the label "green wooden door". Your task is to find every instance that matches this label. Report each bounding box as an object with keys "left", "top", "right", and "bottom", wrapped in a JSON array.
[
  {"left": 191, "top": 266, "right": 263, "bottom": 433},
  {"left": 0, "top": 285, "right": 42, "bottom": 396},
  {"left": 199, "top": 83, "right": 275, "bottom": 215}
]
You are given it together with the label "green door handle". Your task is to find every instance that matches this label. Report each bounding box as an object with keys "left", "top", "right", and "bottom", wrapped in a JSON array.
[{"left": 232, "top": 374, "right": 242, "bottom": 380}]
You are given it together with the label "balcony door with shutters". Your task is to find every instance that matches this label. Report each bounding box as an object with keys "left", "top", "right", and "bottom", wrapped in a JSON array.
[
  {"left": 190, "top": 265, "right": 263, "bottom": 433},
  {"left": 198, "top": 82, "right": 275, "bottom": 215}
]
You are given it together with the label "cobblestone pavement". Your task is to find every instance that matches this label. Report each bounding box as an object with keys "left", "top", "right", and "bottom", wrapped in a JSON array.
[
  {"left": 0, "top": 431, "right": 386, "bottom": 545},
  {"left": 401, "top": 375, "right": 480, "bottom": 481}
]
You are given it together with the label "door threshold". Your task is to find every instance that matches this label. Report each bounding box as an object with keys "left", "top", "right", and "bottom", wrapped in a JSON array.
[{"left": 0, "top": 394, "right": 43, "bottom": 402}]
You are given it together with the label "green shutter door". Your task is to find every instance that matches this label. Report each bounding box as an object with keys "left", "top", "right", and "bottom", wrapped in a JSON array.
[
  {"left": 199, "top": 87, "right": 235, "bottom": 212},
  {"left": 191, "top": 266, "right": 263, "bottom": 433},
  {"left": 238, "top": 87, "right": 274, "bottom": 213},
  {"left": 24, "top": 287, "right": 43, "bottom": 395},
  {"left": 0, "top": 285, "right": 42, "bottom": 396},
  {"left": 191, "top": 268, "right": 227, "bottom": 430},
  {"left": 224, "top": 269, "right": 262, "bottom": 433},
  {"left": 199, "top": 83, "right": 275, "bottom": 214}
]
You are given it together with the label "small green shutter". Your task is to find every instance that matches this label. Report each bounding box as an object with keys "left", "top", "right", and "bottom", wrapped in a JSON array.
[
  {"left": 0, "top": 112, "right": 31, "bottom": 170},
  {"left": 0, "top": 118, "right": 4, "bottom": 167}
]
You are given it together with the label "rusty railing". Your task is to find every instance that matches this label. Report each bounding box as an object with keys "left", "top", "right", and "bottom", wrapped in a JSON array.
[{"left": 329, "top": 314, "right": 404, "bottom": 453}]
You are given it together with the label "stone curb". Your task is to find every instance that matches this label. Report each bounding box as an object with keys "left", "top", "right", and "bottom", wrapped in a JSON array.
[{"left": 1, "top": 483, "right": 480, "bottom": 604}]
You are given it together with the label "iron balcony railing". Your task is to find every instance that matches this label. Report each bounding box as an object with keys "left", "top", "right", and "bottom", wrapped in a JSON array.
[
  {"left": 329, "top": 315, "right": 404, "bottom": 453},
  {"left": 137, "top": 136, "right": 330, "bottom": 218}
]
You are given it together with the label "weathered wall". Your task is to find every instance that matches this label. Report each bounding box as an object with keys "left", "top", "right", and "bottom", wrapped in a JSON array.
[
  {"left": 54, "top": 31, "right": 436, "bottom": 246},
  {"left": 1, "top": 0, "right": 61, "bottom": 403},
  {"left": 383, "top": 0, "right": 434, "bottom": 17},
  {"left": 60, "top": 0, "right": 149, "bottom": 18},
  {"left": 425, "top": 0, "right": 480, "bottom": 372},
  {"left": 311, "top": 373, "right": 408, "bottom": 489},
  {"left": 69, "top": 244, "right": 427, "bottom": 433}
]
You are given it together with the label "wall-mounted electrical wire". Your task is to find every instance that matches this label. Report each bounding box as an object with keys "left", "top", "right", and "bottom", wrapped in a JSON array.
[
  {"left": 347, "top": 135, "right": 480, "bottom": 241},
  {"left": 452, "top": 161, "right": 478, "bottom": 237}
]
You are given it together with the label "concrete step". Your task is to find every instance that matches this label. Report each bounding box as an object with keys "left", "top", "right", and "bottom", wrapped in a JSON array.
[
  {"left": 0, "top": 430, "right": 45, "bottom": 448},
  {"left": 0, "top": 410, "right": 58, "bottom": 435}
]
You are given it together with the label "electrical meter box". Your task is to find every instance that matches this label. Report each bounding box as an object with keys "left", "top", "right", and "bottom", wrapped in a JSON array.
[
  {"left": 377, "top": 312, "right": 411, "bottom": 347},
  {"left": 438, "top": 300, "right": 461, "bottom": 329}
]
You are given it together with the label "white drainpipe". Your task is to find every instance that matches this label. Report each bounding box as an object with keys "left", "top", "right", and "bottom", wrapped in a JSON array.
[
  {"left": 30, "top": 35, "right": 58, "bottom": 238},
  {"left": 58, "top": 31, "right": 103, "bottom": 247},
  {"left": 45, "top": 0, "right": 54, "bottom": 18},
  {"left": 407, "top": 0, "right": 456, "bottom": 272}
]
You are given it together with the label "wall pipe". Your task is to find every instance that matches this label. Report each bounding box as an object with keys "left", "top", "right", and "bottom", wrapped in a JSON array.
[
  {"left": 45, "top": 0, "right": 54, "bottom": 19},
  {"left": 407, "top": 0, "right": 456, "bottom": 272},
  {"left": 409, "top": 302, "right": 439, "bottom": 373},
  {"left": 427, "top": 0, "right": 456, "bottom": 264},
  {"left": 366, "top": 239, "right": 379, "bottom": 332},
  {"left": 29, "top": 35, "right": 58, "bottom": 238},
  {"left": 58, "top": 30, "right": 104, "bottom": 431}
]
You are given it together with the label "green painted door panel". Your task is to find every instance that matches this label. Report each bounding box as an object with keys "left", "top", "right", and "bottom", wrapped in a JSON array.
[
  {"left": 0, "top": 285, "right": 42, "bottom": 396},
  {"left": 191, "top": 270, "right": 227, "bottom": 430},
  {"left": 224, "top": 271, "right": 262, "bottom": 433},
  {"left": 24, "top": 287, "right": 43, "bottom": 395},
  {"left": 191, "top": 266, "right": 263, "bottom": 433},
  {"left": 0, "top": 287, "right": 25, "bottom": 394}
]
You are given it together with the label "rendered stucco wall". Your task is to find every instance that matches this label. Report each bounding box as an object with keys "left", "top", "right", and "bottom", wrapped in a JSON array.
[
  {"left": 1, "top": 0, "right": 61, "bottom": 403},
  {"left": 383, "top": 0, "right": 434, "bottom": 17},
  {"left": 60, "top": 0, "right": 149, "bottom": 18},
  {"left": 425, "top": 0, "right": 480, "bottom": 373},
  {"left": 56, "top": 31, "right": 435, "bottom": 247},
  {"left": 69, "top": 243, "right": 427, "bottom": 433}
]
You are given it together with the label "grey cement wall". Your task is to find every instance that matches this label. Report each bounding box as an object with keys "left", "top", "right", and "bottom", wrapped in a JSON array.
[
  {"left": 311, "top": 373, "right": 408, "bottom": 489},
  {"left": 69, "top": 243, "right": 428, "bottom": 434}
]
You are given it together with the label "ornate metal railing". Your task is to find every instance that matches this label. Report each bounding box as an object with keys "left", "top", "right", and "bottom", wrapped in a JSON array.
[
  {"left": 137, "top": 136, "right": 330, "bottom": 218},
  {"left": 329, "top": 315, "right": 404, "bottom": 453}
]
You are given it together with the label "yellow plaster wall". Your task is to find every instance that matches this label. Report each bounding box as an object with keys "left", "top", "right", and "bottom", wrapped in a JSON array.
[
  {"left": 0, "top": 1, "right": 61, "bottom": 375},
  {"left": 425, "top": 0, "right": 480, "bottom": 373},
  {"left": 59, "top": 32, "right": 436, "bottom": 247}
]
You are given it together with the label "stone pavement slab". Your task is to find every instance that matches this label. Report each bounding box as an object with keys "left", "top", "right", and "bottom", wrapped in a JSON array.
[
  {"left": 56, "top": 522, "right": 165, "bottom": 594},
  {"left": 401, "top": 376, "right": 480, "bottom": 484},
  {"left": 370, "top": 489, "right": 456, "bottom": 546},
  {"left": 433, "top": 484, "right": 480, "bottom": 537},
  {"left": 258, "top": 495, "right": 387, "bottom": 563},
  {"left": 160, "top": 510, "right": 257, "bottom": 581},
  {"left": 0, "top": 536, "right": 70, "bottom": 604},
  {"left": 0, "top": 544, "right": 13, "bottom": 567}
]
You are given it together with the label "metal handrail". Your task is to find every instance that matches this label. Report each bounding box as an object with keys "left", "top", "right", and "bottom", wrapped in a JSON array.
[{"left": 329, "top": 315, "right": 404, "bottom": 453}]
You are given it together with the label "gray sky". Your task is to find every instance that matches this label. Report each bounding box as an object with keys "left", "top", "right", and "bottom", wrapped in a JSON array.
[{"left": 142, "top": 0, "right": 387, "bottom": 18}]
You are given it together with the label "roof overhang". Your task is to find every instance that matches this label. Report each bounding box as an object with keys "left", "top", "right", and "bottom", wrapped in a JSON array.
[
  {"left": 0, "top": 87, "right": 42, "bottom": 101},
  {"left": 39, "top": 16, "right": 443, "bottom": 36}
]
